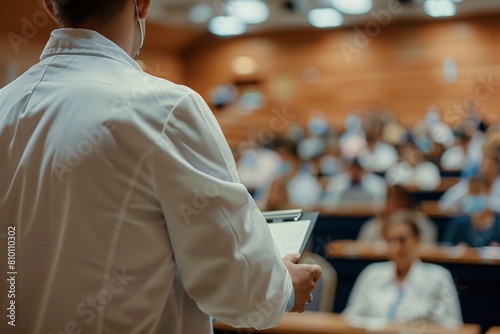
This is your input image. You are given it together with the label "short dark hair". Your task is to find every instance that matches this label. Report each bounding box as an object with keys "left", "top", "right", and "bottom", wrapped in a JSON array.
[{"left": 50, "top": 0, "right": 130, "bottom": 27}]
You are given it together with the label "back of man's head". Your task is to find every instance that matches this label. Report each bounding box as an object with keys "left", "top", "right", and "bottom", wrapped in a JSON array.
[{"left": 50, "top": 0, "right": 130, "bottom": 27}]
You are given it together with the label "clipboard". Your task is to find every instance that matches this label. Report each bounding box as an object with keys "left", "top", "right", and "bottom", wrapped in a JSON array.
[{"left": 263, "top": 210, "right": 319, "bottom": 257}]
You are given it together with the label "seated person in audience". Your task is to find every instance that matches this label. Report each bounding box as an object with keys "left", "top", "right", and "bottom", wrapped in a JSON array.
[
  {"left": 339, "top": 114, "right": 365, "bottom": 159},
  {"left": 259, "top": 137, "right": 322, "bottom": 210},
  {"left": 358, "top": 129, "right": 398, "bottom": 174},
  {"left": 263, "top": 177, "right": 293, "bottom": 211},
  {"left": 440, "top": 125, "right": 483, "bottom": 172},
  {"left": 344, "top": 216, "right": 463, "bottom": 328},
  {"left": 322, "top": 157, "right": 387, "bottom": 210},
  {"left": 439, "top": 152, "right": 500, "bottom": 214},
  {"left": 319, "top": 139, "right": 343, "bottom": 177},
  {"left": 386, "top": 142, "right": 441, "bottom": 191},
  {"left": 443, "top": 177, "right": 500, "bottom": 247},
  {"left": 358, "top": 186, "right": 437, "bottom": 244},
  {"left": 237, "top": 141, "right": 280, "bottom": 195}
]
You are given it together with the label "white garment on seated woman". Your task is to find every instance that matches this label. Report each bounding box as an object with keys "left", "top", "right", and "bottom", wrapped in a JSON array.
[{"left": 343, "top": 261, "right": 462, "bottom": 328}]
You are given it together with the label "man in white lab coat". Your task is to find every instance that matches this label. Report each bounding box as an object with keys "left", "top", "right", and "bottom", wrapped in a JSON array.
[{"left": 0, "top": 0, "right": 322, "bottom": 333}]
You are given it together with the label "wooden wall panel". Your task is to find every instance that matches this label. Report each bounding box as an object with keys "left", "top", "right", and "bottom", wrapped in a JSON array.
[{"left": 184, "top": 16, "right": 500, "bottom": 148}]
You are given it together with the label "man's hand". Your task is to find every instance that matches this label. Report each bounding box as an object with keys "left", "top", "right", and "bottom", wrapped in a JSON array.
[{"left": 282, "top": 254, "right": 322, "bottom": 313}]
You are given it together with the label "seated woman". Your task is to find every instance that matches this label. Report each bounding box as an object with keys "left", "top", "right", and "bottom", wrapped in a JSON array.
[
  {"left": 443, "top": 177, "right": 500, "bottom": 247},
  {"left": 385, "top": 142, "right": 441, "bottom": 191},
  {"left": 358, "top": 185, "right": 437, "bottom": 244},
  {"left": 344, "top": 215, "right": 462, "bottom": 328}
]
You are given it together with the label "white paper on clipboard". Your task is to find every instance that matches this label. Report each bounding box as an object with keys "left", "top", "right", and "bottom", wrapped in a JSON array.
[{"left": 267, "top": 220, "right": 312, "bottom": 258}]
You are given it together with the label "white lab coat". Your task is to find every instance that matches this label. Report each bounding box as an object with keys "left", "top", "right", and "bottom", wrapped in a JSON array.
[
  {"left": 343, "top": 261, "right": 463, "bottom": 328},
  {"left": 0, "top": 29, "right": 293, "bottom": 334}
]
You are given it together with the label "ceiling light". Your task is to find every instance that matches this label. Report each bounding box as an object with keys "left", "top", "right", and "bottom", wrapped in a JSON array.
[
  {"left": 308, "top": 8, "right": 344, "bottom": 28},
  {"left": 189, "top": 4, "right": 214, "bottom": 24},
  {"left": 209, "top": 16, "right": 247, "bottom": 36},
  {"left": 330, "top": 0, "right": 373, "bottom": 15},
  {"left": 226, "top": 0, "right": 270, "bottom": 24},
  {"left": 423, "top": 0, "right": 456, "bottom": 17}
]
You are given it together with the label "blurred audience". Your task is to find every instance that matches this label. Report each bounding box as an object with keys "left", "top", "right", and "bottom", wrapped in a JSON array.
[
  {"left": 358, "top": 186, "right": 437, "bottom": 244},
  {"left": 442, "top": 177, "right": 500, "bottom": 247},
  {"left": 386, "top": 142, "right": 441, "bottom": 191},
  {"left": 235, "top": 106, "right": 500, "bottom": 220},
  {"left": 261, "top": 137, "right": 322, "bottom": 210},
  {"left": 344, "top": 216, "right": 462, "bottom": 328},
  {"left": 322, "top": 157, "right": 387, "bottom": 211},
  {"left": 263, "top": 177, "right": 293, "bottom": 211},
  {"left": 319, "top": 139, "right": 342, "bottom": 177},
  {"left": 237, "top": 140, "right": 280, "bottom": 194},
  {"left": 440, "top": 123, "right": 484, "bottom": 172},
  {"left": 339, "top": 114, "right": 366, "bottom": 159},
  {"left": 358, "top": 130, "right": 398, "bottom": 174},
  {"left": 234, "top": 102, "right": 497, "bottom": 332},
  {"left": 439, "top": 152, "right": 500, "bottom": 214}
]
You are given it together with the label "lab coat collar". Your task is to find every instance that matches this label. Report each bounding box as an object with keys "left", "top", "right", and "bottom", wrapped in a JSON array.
[{"left": 40, "top": 28, "right": 143, "bottom": 72}]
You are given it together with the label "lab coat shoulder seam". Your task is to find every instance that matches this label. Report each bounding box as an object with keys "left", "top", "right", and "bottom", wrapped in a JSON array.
[{"left": 23, "top": 56, "right": 59, "bottom": 114}]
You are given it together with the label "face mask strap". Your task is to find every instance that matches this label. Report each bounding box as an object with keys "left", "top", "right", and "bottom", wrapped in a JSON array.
[{"left": 134, "top": 0, "right": 144, "bottom": 59}]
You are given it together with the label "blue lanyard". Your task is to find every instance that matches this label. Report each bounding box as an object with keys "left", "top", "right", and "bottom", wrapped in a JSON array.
[{"left": 387, "top": 287, "right": 405, "bottom": 320}]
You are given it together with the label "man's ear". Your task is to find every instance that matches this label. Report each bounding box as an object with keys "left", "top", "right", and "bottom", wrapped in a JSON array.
[
  {"left": 43, "top": 0, "right": 59, "bottom": 23},
  {"left": 136, "top": 0, "right": 152, "bottom": 20}
]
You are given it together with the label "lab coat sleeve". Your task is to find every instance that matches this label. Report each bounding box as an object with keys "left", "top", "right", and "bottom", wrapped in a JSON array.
[
  {"left": 429, "top": 268, "right": 463, "bottom": 328},
  {"left": 150, "top": 91, "right": 293, "bottom": 329}
]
